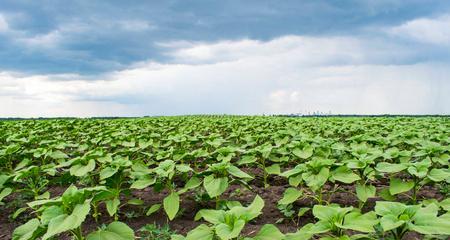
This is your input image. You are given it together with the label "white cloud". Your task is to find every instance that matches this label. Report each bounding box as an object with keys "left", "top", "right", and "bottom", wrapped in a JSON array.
[
  {"left": 388, "top": 15, "right": 450, "bottom": 44},
  {"left": 1, "top": 35, "right": 449, "bottom": 117},
  {"left": 117, "top": 20, "right": 155, "bottom": 31},
  {"left": 19, "top": 30, "right": 63, "bottom": 48},
  {"left": 0, "top": 14, "right": 9, "bottom": 32}
]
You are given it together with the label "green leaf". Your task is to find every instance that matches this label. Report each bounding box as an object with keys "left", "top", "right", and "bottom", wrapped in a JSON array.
[
  {"left": 303, "top": 167, "right": 329, "bottom": 192},
  {"left": 245, "top": 195, "right": 265, "bottom": 221},
  {"left": 41, "top": 206, "right": 64, "bottom": 225},
  {"left": 121, "top": 141, "right": 135, "bottom": 147},
  {"left": 251, "top": 224, "right": 284, "bottom": 240},
  {"left": 332, "top": 166, "right": 361, "bottom": 184},
  {"left": 99, "top": 167, "right": 118, "bottom": 180},
  {"left": 340, "top": 211, "right": 378, "bottom": 233},
  {"left": 313, "top": 205, "right": 352, "bottom": 222},
  {"left": 164, "top": 192, "right": 180, "bottom": 220},
  {"left": 439, "top": 198, "right": 450, "bottom": 211},
  {"left": 0, "top": 187, "right": 12, "bottom": 202},
  {"left": 194, "top": 209, "right": 225, "bottom": 224},
  {"left": 278, "top": 188, "right": 302, "bottom": 205},
  {"left": 49, "top": 150, "right": 68, "bottom": 159},
  {"left": 216, "top": 219, "right": 245, "bottom": 240},
  {"left": 127, "top": 198, "right": 144, "bottom": 205},
  {"left": 106, "top": 198, "right": 120, "bottom": 217},
  {"left": 375, "top": 162, "right": 407, "bottom": 173},
  {"left": 427, "top": 168, "right": 450, "bottom": 182},
  {"left": 355, "top": 184, "right": 376, "bottom": 203},
  {"left": 265, "top": 164, "right": 281, "bottom": 175},
  {"left": 237, "top": 155, "right": 257, "bottom": 165},
  {"left": 293, "top": 146, "right": 314, "bottom": 159},
  {"left": 185, "top": 224, "right": 214, "bottom": 240},
  {"left": 379, "top": 215, "right": 405, "bottom": 231},
  {"left": 379, "top": 188, "right": 395, "bottom": 201},
  {"left": 288, "top": 175, "right": 302, "bottom": 187},
  {"left": 12, "top": 207, "right": 28, "bottom": 220},
  {"left": 146, "top": 204, "right": 161, "bottom": 216},
  {"left": 179, "top": 177, "right": 202, "bottom": 194},
  {"left": 42, "top": 199, "right": 91, "bottom": 240},
  {"left": 86, "top": 221, "right": 135, "bottom": 240},
  {"left": 203, "top": 175, "right": 228, "bottom": 198},
  {"left": 70, "top": 159, "right": 96, "bottom": 177},
  {"left": 374, "top": 201, "right": 406, "bottom": 217},
  {"left": 227, "top": 166, "right": 253, "bottom": 179},
  {"left": 0, "top": 174, "right": 10, "bottom": 188},
  {"left": 297, "top": 207, "right": 310, "bottom": 217},
  {"left": 389, "top": 178, "right": 414, "bottom": 195},
  {"left": 171, "top": 234, "right": 186, "bottom": 240},
  {"left": 130, "top": 176, "right": 156, "bottom": 189},
  {"left": 12, "top": 218, "right": 40, "bottom": 240}
]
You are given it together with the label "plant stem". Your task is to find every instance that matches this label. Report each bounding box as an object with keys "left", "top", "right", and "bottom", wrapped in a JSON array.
[
  {"left": 412, "top": 177, "right": 419, "bottom": 204},
  {"left": 71, "top": 227, "right": 84, "bottom": 240}
]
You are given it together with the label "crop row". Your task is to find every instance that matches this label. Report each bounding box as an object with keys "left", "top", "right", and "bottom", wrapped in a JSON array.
[{"left": 0, "top": 116, "right": 449, "bottom": 239}]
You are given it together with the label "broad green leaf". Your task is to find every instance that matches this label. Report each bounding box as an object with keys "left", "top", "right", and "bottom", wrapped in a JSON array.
[
  {"left": 179, "top": 177, "right": 202, "bottom": 194},
  {"left": 303, "top": 167, "right": 329, "bottom": 192},
  {"left": 264, "top": 164, "right": 280, "bottom": 175},
  {"left": 176, "top": 164, "right": 193, "bottom": 173},
  {"left": 41, "top": 206, "right": 64, "bottom": 225},
  {"left": 12, "top": 207, "right": 28, "bottom": 220},
  {"left": 42, "top": 199, "right": 91, "bottom": 240},
  {"left": 12, "top": 218, "right": 40, "bottom": 240},
  {"left": 146, "top": 204, "right": 161, "bottom": 216},
  {"left": 245, "top": 195, "right": 265, "bottom": 221},
  {"left": 70, "top": 159, "right": 96, "bottom": 177},
  {"left": 389, "top": 178, "right": 414, "bottom": 195},
  {"left": 127, "top": 198, "right": 144, "bottom": 205},
  {"left": 280, "top": 165, "right": 303, "bottom": 178},
  {"left": 278, "top": 188, "right": 302, "bottom": 205},
  {"left": 227, "top": 166, "right": 253, "bottom": 179},
  {"left": 106, "top": 198, "right": 120, "bottom": 217},
  {"left": 379, "top": 188, "right": 395, "bottom": 201},
  {"left": 185, "top": 224, "right": 214, "bottom": 240},
  {"left": 171, "top": 234, "right": 186, "bottom": 240},
  {"left": 340, "top": 211, "right": 378, "bottom": 233},
  {"left": 215, "top": 219, "right": 245, "bottom": 240},
  {"left": 288, "top": 175, "right": 303, "bottom": 187},
  {"left": 0, "top": 187, "right": 12, "bottom": 202},
  {"left": 332, "top": 166, "right": 361, "bottom": 184},
  {"left": 251, "top": 224, "right": 284, "bottom": 240},
  {"left": 427, "top": 168, "right": 450, "bottom": 182},
  {"left": 203, "top": 175, "right": 228, "bottom": 198},
  {"left": 293, "top": 146, "right": 313, "bottom": 159},
  {"left": 194, "top": 209, "right": 225, "bottom": 224},
  {"left": 86, "top": 221, "right": 135, "bottom": 240},
  {"left": 164, "top": 192, "right": 180, "bottom": 220},
  {"left": 99, "top": 167, "right": 118, "bottom": 180},
  {"left": 284, "top": 223, "right": 315, "bottom": 240},
  {"left": 0, "top": 174, "right": 10, "bottom": 188},
  {"left": 121, "top": 141, "right": 135, "bottom": 147},
  {"left": 439, "top": 198, "right": 450, "bottom": 211},
  {"left": 355, "top": 184, "right": 376, "bottom": 203},
  {"left": 237, "top": 155, "right": 257, "bottom": 165},
  {"left": 49, "top": 150, "right": 68, "bottom": 159},
  {"left": 313, "top": 205, "right": 352, "bottom": 222},
  {"left": 374, "top": 201, "right": 406, "bottom": 216},
  {"left": 130, "top": 176, "right": 156, "bottom": 189},
  {"left": 297, "top": 207, "right": 310, "bottom": 217},
  {"left": 379, "top": 215, "right": 405, "bottom": 231},
  {"left": 375, "top": 162, "right": 407, "bottom": 173}
]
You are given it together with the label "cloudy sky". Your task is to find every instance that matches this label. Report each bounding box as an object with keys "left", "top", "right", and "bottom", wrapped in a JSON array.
[{"left": 0, "top": 0, "right": 449, "bottom": 117}]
